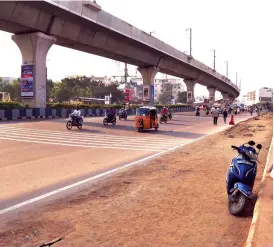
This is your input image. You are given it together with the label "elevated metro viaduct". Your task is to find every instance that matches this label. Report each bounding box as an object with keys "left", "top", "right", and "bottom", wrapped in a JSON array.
[{"left": 0, "top": 1, "right": 240, "bottom": 107}]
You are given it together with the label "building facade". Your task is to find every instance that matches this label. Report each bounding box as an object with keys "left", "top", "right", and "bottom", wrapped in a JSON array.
[
  {"left": 258, "top": 87, "right": 273, "bottom": 103},
  {"left": 247, "top": 91, "right": 256, "bottom": 105},
  {"left": 154, "top": 78, "right": 185, "bottom": 102}
]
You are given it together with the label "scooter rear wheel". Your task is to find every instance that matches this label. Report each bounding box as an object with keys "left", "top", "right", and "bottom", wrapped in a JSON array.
[{"left": 228, "top": 192, "right": 248, "bottom": 216}]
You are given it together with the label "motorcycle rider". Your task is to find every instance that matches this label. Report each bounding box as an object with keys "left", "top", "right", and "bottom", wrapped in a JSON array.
[
  {"left": 119, "top": 106, "right": 127, "bottom": 118},
  {"left": 71, "top": 105, "right": 83, "bottom": 124},
  {"left": 107, "top": 107, "right": 116, "bottom": 120},
  {"left": 161, "top": 106, "right": 168, "bottom": 120},
  {"left": 167, "top": 106, "right": 172, "bottom": 119}
]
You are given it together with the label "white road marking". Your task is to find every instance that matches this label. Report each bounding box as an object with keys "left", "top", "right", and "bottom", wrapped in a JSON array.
[
  {"left": 0, "top": 115, "right": 251, "bottom": 215},
  {"left": 0, "top": 133, "right": 203, "bottom": 216},
  {"left": 0, "top": 126, "right": 183, "bottom": 143},
  {"left": 0, "top": 128, "right": 182, "bottom": 147},
  {"left": 0, "top": 136, "right": 166, "bottom": 152}
]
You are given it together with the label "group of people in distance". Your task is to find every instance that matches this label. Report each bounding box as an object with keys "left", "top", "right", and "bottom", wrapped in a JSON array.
[{"left": 195, "top": 106, "right": 228, "bottom": 125}]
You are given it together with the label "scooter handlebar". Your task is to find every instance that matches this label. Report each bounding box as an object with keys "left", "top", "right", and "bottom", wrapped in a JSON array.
[{"left": 231, "top": 145, "right": 239, "bottom": 150}]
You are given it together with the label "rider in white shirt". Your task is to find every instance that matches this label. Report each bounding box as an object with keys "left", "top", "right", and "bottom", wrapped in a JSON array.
[{"left": 71, "top": 106, "right": 83, "bottom": 123}]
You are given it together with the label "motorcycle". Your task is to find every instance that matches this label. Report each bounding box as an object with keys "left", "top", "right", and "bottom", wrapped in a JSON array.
[
  {"left": 103, "top": 114, "right": 116, "bottom": 126},
  {"left": 226, "top": 140, "right": 262, "bottom": 216},
  {"left": 118, "top": 110, "right": 127, "bottom": 120},
  {"left": 160, "top": 114, "right": 167, "bottom": 124},
  {"left": 66, "top": 115, "right": 83, "bottom": 130}
]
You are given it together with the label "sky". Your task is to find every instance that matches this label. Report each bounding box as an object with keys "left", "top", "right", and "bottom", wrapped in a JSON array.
[{"left": 0, "top": 0, "right": 273, "bottom": 98}]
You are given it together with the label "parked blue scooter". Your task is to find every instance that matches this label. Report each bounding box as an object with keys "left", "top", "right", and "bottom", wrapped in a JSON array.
[{"left": 226, "top": 140, "right": 262, "bottom": 216}]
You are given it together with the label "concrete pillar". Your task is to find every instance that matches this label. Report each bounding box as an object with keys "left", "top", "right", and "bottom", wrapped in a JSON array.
[
  {"left": 207, "top": 86, "right": 216, "bottom": 106},
  {"left": 137, "top": 66, "right": 159, "bottom": 105},
  {"left": 228, "top": 96, "right": 235, "bottom": 105},
  {"left": 184, "top": 79, "right": 196, "bottom": 105},
  {"left": 221, "top": 92, "right": 229, "bottom": 108},
  {"left": 12, "top": 32, "right": 56, "bottom": 108}
]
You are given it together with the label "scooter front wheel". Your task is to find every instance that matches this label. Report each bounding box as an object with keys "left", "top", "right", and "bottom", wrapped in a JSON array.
[
  {"left": 66, "top": 121, "right": 72, "bottom": 130},
  {"left": 103, "top": 119, "right": 108, "bottom": 126},
  {"left": 228, "top": 192, "right": 248, "bottom": 216}
]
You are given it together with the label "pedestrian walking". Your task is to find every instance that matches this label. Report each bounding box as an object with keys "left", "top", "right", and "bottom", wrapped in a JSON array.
[
  {"left": 250, "top": 107, "right": 253, "bottom": 116},
  {"left": 195, "top": 106, "right": 200, "bottom": 117},
  {"left": 223, "top": 108, "right": 228, "bottom": 124},
  {"left": 212, "top": 107, "right": 219, "bottom": 125}
]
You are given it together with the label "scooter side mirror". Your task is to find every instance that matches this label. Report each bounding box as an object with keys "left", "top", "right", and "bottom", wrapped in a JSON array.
[
  {"left": 248, "top": 140, "right": 255, "bottom": 146},
  {"left": 256, "top": 144, "right": 262, "bottom": 150}
]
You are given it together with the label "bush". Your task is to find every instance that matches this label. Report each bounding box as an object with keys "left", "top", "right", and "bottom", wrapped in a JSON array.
[
  {"left": 0, "top": 101, "right": 24, "bottom": 109},
  {"left": 0, "top": 102, "right": 191, "bottom": 110}
]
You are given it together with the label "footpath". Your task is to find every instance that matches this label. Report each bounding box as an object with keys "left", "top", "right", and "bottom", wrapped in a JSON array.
[{"left": 245, "top": 140, "right": 273, "bottom": 247}]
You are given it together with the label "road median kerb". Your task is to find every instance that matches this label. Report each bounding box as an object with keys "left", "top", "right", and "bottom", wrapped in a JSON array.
[{"left": 245, "top": 139, "right": 273, "bottom": 247}]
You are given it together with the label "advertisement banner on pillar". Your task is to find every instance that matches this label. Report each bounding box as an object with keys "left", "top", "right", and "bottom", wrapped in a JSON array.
[
  {"left": 187, "top": 91, "right": 192, "bottom": 102},
  {"left": 150, "top": 85, "right": 154, "bottom": 102},
  {"left": 143, "top": 84, "right": 150, "bottom": 102},
  {"left": 21, "top": 65, "right": 34, "bottom": 97}
]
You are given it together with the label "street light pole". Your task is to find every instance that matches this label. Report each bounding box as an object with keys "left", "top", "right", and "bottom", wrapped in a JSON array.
[
  {"left": 210, "top": 49, "right": 216, "bottom": 70},
  {"left": 236, "top": 72, "right": 238, "bottom": 86},
  {"left": 225, "top": 61, "right": 228, "bottom": 78},
  {"left": 186, "top": 28, "right": 192, "bottom": 56}
]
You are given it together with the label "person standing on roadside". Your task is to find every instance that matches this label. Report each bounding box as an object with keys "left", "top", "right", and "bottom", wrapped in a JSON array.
[
  {"left": 222, "top": 108, "right": 228, "bottom": 124},
  {"left": 250, "top": 107, "right": 253, "bottom": 116},
  {"left": 212, "top": 107, "right": 219, "bottom": 125}
]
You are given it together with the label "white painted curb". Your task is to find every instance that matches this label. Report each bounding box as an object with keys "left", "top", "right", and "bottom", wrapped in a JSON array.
[{"left": 245, "top": 139, "right": 273, "bottom": 247}]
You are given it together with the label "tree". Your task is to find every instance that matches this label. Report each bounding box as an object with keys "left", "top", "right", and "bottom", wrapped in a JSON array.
[
  {"left": 0, "top": 78, "right": 21, "bottom": 101},
  {"left": 158, "top": 82, "right": 173, "bottom": 104},
  {"left": 177, "top": 91, "right": 187, "bottom": 103},
  {"left": 47, "top": 76, "right": 124, "bottom": 103}
]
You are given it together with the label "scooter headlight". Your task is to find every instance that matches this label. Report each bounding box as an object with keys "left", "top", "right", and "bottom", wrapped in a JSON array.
[{"left": 245, "top": 150, "right": 257, "bottom": 160}]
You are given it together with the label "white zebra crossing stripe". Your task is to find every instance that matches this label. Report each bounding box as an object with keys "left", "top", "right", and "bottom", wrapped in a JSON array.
[
  {"left": 0, "top": 126, "right": 190, "bottom": 152},
  {"left": 0, "top": 128, "right": 181, "bottom": 147},
  {"left": 0, "top": 126, "right": 183, "bottom": 143}
]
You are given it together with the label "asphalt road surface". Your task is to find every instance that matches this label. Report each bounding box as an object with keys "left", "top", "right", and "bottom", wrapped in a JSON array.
[{"left": 0, "top": 112, "right": 251, "bottom": 216}]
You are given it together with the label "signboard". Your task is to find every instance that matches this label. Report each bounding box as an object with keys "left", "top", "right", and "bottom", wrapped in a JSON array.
[
  {"left": 150, "top": 85, "right": 154, "bottom": 102},
  {"left": 143, "top": 84, "right": 150, "bottom": 101},
  {"left": 187, "top": 91, "right": 192, "bottom": 102},
  {"left": 105, "top": 95, "right": 110, "bottom": 105},
  {"left": 21, "top": 65, "right": 34, "bottom": 97}
]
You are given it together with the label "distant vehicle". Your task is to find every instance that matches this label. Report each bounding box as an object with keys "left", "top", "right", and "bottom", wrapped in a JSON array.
[{"left": 0, "top": 92, "right": 11, "bottom": 102}]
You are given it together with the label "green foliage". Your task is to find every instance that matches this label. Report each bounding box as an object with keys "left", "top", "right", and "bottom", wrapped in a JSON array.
[
  {"left": 46, "top": 103, "right": 189, "bottom": 109},
  {"left": 49, "top": 76, "right": 124, "bottom": 103},
  {"left": 0, "top": 101, "right": 24, "bottom": 109},
  {"left": 0, "top": 78, "right": 21, "bottom": 101},
  {"left": 177, "top": 91, "right": 187, "bottom": 104},
  {"left": 158, "top": 82, "right": 173, "bottom": 104}
]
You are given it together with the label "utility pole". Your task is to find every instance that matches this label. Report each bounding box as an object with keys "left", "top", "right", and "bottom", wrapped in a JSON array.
[
  {"left": 124, "top": 63, "right": 128, "bottom": 85},
  {"left": 186, "top": 28, "right": 192, "bottom": 56},
  {"left": 210, "top": 49, "right": 216, "bottom": 70},
  {"left": 213, "top": 49, "right": 216, "bottom": 70},
  {"left": 236, "top": 72, "right": 238, "bottom": 86},
  {"left": 225, "top": 61, "right": 228, "bottom": 78}
]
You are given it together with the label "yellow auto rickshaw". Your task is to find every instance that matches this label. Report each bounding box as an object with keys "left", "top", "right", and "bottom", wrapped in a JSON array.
[{"left": 135, "top": 106, "right": 159, "bottom": 132}]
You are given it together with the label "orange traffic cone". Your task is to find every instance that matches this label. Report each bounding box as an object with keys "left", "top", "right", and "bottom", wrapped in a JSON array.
[{"left": 229, "top": 114, "right": 235, "bottom": 125}]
